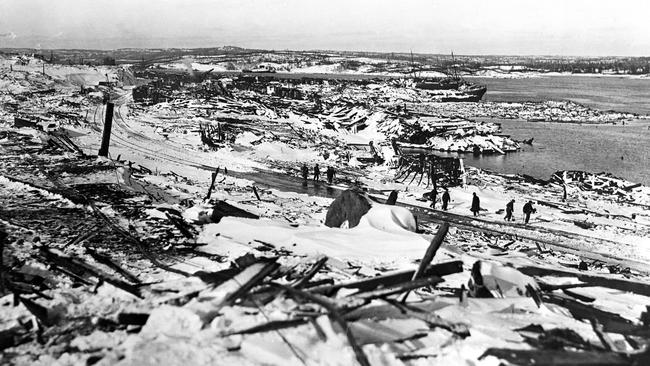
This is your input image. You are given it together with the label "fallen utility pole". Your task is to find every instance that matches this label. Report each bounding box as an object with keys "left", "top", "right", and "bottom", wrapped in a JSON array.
[{"left": 98, "top": 102, "right": 115, "bottom": 157}]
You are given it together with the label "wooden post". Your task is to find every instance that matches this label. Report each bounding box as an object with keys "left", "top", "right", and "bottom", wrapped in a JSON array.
[
  {"left": 252, "top": 186, "right": 261, "bottom": 201},
  {"left": 98, "top": 102, "right": 115, "bottom": 157},
  {"left": 205, "top": 167, "right": 220, "bottom": 201}
]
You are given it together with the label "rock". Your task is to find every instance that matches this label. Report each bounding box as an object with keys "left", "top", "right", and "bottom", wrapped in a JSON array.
[{"left": 324, "top": 189, "right": 372, "bottom": 228}]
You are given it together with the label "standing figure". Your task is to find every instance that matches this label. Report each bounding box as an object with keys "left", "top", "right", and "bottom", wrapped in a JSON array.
[
  {"left": 313, "top": 164, "right": 320, "bottom": 182},
  {"left": 430, "top": 187, "right": 438, "bottom": 209},
  {"left": 471, "top": 192, "right": 481, "bottom": 217},
  {"left": 441, "top": 188, "right": 450, "bottom": 211},
  {"left": 326, "top": 166, "right": 335, "bottom": 185},
  {"left": 504, "top": 199, "right": 515, "bottom": 221},
  {"left": 301, "top": 163, "right": 309, "bottom": 181},
  {"left": 523, "top": 200, "right": 535, "bottom": 224}
]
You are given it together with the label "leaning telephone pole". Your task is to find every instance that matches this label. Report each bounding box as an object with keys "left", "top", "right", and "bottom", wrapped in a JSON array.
[{"left": 98, "top": 102, "right": 115, "bottom": 157}]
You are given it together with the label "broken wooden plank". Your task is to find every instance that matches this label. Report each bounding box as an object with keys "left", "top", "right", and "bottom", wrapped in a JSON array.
[
  {"left": 86, "top": 248, "right": 140, "bottom": 284},
  {"left": 272, "top": 283, "right": 371, "bottom": 366},
  {"left": 537, "top": 281, "right": 595, "bottom": 292},
  {"left": 222, "top": 318, "right": 308, "bottom": 336},
  {"left": 542, "top": 293, "right": 650, "bottom": 337},
  {"left": 19, "top": 296, "right": 53, "bottom": 326},
  {"left": 211, "top": 200, "right": 260, "bottom": 223},
  {"left": 224, "top": 258, "right": 280, "bottom": 305},
  {"left": 164, "top": 212, "right": 195, "bottom": 239},
  {"left": 39, "top": 248, "right": 142, "bottom": 298},
  {"left": 402, "top": 222, "right": 449, "bottom": 302},
  {"left": 252, "top": 186, "right": 261, "bottom": 201},
  {"left": 88, "top": 200, "right": 191, "bottom": 277},
  {"left": 352, "top": 276, "right": 443, "bottom": 302},
  {"left": 479, "top": 348, "right": 631, "bottom": 366},
  {"left": 0, "top": 325, "right": 32, "bottom": 351},
  {"left": 117, "top": 312, "right": 150, "bottom": 326},
  {"left": 520, "top": 265, "right": 650, "bottom": 297},
  {"left": 590, "top": 319, "right": 618, "bottom": 352},
  {"left": 309, "top": 260, "right": 463, "bottom": 296},
  {"left": 563, "top": 288, "right": 595, "bottom": 303},
  {"left": 194, "top": 267, "right": 241, "bottom": 285},
  {"left": 185, "top": 259, "right": 280, "bottom": 322},
  {"left": 292, "top": 257, "right": 328, "bottom": 289}
]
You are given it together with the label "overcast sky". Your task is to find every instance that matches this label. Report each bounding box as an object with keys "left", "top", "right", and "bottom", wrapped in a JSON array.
[{"left": 1, "top": 0, "right": 648, "bottom": 56}]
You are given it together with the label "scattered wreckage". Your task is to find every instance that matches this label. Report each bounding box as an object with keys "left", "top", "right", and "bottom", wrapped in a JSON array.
[{"left": 1, "top": 55, "right": 650, "bottom": 366}]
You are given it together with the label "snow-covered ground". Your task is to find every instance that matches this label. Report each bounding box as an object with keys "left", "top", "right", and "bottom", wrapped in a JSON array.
[{"left": 1, "top": 57, "right": 649, "bottom": 366}]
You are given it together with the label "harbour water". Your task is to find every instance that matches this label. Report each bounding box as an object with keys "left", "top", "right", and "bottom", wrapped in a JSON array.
[
  {"left": 461, "top": 76, "right": 650, "bottom": 184},
  {"left": 463, "top": 119, "right": 650, "bottom": 185},
  {"left": 470, "top": 75, "right": 650, "bottom": 115}
]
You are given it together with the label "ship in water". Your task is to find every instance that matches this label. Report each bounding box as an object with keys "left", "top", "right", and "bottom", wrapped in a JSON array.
[{"left": 410, "top": 52, "right": 487, "bottom": 102}]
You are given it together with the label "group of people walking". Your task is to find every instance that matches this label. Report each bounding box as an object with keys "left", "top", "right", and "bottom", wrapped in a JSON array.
[
  {"left": 429, "top": 187, "right": 451, "bottom": 211},
  {"left": 301, "top": 163, "right": 538, "bottom": 224},
  {"left": 503, "top": 198, "right": 536, "bottom": 224},
  {"left": 430, "top": 189, "right": 537, "bottom": 224},
  {"left": 301, "top": 163, "right": 336, "bottom": 185}
]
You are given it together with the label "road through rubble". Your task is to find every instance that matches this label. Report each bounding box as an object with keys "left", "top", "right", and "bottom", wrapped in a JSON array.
[
  {"left": 231, "top": 169, "right": 650, "bottom": 274},
  {"left": 93, "top": 103, "right": 650, "bottom": 274}
]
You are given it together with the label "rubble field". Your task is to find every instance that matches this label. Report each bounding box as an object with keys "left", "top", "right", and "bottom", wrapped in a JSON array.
[{"left": 1, "top": 55, "right": 650, "bottom": 366}]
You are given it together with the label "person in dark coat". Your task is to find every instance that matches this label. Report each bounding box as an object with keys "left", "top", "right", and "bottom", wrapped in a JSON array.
[
  {"left": 313, "top": 164, "right": 320, "bottom": 182},
  {"left": 441, "top": 188, "right": 450, "bottom": 211},
  {"left": 301, "top": 163, "right": 309, "bottom": 181},
  {"left": 430, "top": 187, "right": 438, "bottom": 209},
  {"left": 471, "top": 192, "right": 480, "bottom": 216},
  {"left": 326, "top": 166, "right": 335, "bottom": 184},
  {"left": 504, "top": 199, "right": 515, "bottom": 221},
  {"left": 523, "top": 200, "right": 535, "bottom": 224}
]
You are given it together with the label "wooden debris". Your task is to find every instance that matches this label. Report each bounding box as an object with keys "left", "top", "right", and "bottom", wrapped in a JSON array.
[
  {"left": 273, "top": 283, "right": 371, "bottom": 366},
  {"left": 86, "top": 248, "right": 140, "bottom": 284},
  {"left": 590, "top": 319, "right": 619, "bottom": 352},
  {"left": 205, "top": 167, "right": 220, "bottom": 201},
  {"left": 223, "top": 318, "right": 308, "bottom": 336},
  {"left": 480, "top": 348, "right": 631, "bottom": 366},
  {"left": 402, "top": 222, "right": 449, "bottom": 301},
  {"left": 520, "top": 265, "right": 650, "bottom": 297},
  {"left": 38, "top": 248, "right": 142, "bottom": 298},
  {"left": 0, "top": 325, "right": 32, "bottom": 351},
  {"left": 164, "top": 211, "right": 195, "bottom": 239},
  {"left": 563, "top": 288, "right": 595, "bottom": 303},
  {"left": 542, "top": 293, "right": 650, "bottom": 337},
  {"left": 292, "top": 257, "right": 328, "bottom": 289},
  {"left": 117, "top": 312, "right": 150, "bottom": 326},
  {"left": 309, "top": 260, "right": 463, "bottom": 296},
  {"left": 211, "top": 200, "right": 260, "bottom": 223}
]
